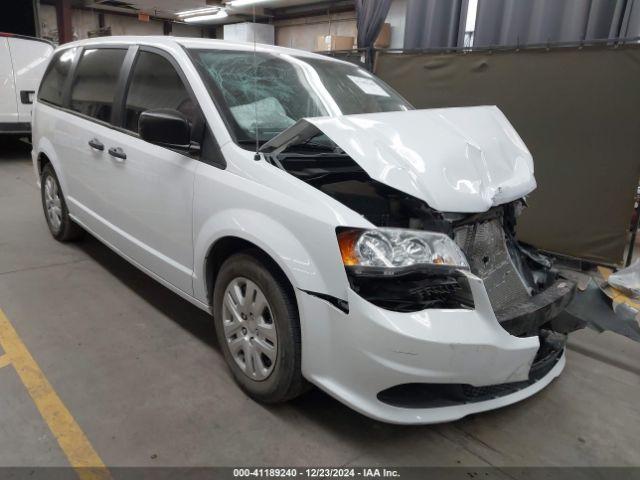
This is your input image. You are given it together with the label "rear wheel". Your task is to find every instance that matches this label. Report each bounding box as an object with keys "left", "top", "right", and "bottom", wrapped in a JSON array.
[
  {"left": 40, "top": 163, "right": 83, "bottom": 242},
  {"left": 213, "top": 252, "right": 308, "bottom": 403}
]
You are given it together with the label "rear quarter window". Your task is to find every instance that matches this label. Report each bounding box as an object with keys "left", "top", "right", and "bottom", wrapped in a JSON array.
[{"left": 38, "top": 47, "right": 77, "bottom": 106}]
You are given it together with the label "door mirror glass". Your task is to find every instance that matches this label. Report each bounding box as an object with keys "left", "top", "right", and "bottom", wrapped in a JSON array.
[{"left": 139, "top": 109, "right": 193, "bottom": 151}]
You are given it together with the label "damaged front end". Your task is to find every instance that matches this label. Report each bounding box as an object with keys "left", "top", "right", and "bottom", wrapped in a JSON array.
[
  {"left": 260, "top": 110, "right": 584, "bottom": 350},
  {"left": 259, "top": 108, "right": 588, "bottom": 413},
  {"left": 452, "top": 201, "right": 579, "bottom": 338}
]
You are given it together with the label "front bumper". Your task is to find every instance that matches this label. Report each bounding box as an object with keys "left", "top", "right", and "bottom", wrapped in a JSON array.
[
  {"left": 496, "top": 279, "right": 576, "bottom": 336},
  {"left": 296, "top": 272, "right": 571, "bottom": 424}
]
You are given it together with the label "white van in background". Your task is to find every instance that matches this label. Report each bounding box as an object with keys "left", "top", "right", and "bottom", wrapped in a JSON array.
[{"left": 0, "top": 33, "right": 53, "bottom": 136}]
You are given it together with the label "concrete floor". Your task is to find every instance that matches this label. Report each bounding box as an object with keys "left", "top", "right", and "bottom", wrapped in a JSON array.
[{"left": 1, "top": 137, "right": 640, "bottom": 469}]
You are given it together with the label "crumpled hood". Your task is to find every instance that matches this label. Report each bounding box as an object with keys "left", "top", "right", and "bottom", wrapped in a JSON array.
[{"left": 262, "top": 106, "right": 536, "bottom": 213}]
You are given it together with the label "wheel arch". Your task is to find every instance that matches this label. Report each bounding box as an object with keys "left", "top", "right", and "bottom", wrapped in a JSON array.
[
  {"left": 36, "top": 151, "right": 51, "bottom": 175},
  {"left": 193, "top": 208, "right": 340, "bottom": 307},
  {"left": 33, "top": 138, "right": 68, "bottom": 194},
  {"left": 205, "top": 236, "right": 296, "bottom": 307}
]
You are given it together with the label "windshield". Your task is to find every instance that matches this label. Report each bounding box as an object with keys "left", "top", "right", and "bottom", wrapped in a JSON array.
[{"left": 189, "top": 49, "right": 413, "bottom": 146}]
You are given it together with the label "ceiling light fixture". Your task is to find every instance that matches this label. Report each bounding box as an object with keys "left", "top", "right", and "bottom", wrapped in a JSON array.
[
  {"left": 183, "top": 9, "right": 229, "bottom": 22},
  {"left": 226, "top": 0, "right": 270, "bottom": 7},
  {"left": 177, "top": 6, "right": 221, "bottom": 17}
]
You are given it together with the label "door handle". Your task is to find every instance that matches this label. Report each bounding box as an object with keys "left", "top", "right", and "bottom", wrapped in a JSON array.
[
  {"left": 108, "top": 147, "right": 127, "bottom": 160},
  {"left": 88, "top": 138, "right": 104, "bottom": 151},
  {"left": 20, "top": 90, "right": 35, "bottom": 105}
]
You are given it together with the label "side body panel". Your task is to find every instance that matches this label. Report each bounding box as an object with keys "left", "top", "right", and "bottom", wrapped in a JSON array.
[
  {"left": 32, "top": 103, "right": 75, "bottom": 195},
  {"left": 88, "top": 128, "right": 197, "bottom": 295},
  {"left": 52, "top": 108, "right": 111, "bottom": 218},
  {"left": 192, "top": 142, "right": 372, "bottom": 305},
  {"left": 0, "top": 38, "right": 18, "bottom": 123},
  {"left": 32, "top": 102, "right": 206, "bottom": 309},
  {"left": 7, "top": 37, "right": 53, "bottom": 123}
]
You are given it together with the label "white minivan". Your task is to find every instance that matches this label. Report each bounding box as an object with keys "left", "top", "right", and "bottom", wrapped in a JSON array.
[
  {"left": 0, "top": 33, "right": 53, "bottom": 136},
  {"left": 32, "top": 36, "right": 581, "bottom": 424}
]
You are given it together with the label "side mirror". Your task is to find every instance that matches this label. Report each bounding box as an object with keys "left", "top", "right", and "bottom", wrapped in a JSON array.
[{"left": 138, "top": 109, "right": 196, "bottom": 152}]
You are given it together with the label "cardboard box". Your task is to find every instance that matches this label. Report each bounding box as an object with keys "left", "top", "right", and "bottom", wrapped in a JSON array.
[
  {"left": 315, "top": 35, "right": 355, "bottom": 52},
  {"left": 374, "top": 23, "right": 391, "bottom": 48}
]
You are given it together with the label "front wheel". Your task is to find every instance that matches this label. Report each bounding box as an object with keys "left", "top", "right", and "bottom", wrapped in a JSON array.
[{"left": 213, "top": 252, "right": 308, "bottom": 403}]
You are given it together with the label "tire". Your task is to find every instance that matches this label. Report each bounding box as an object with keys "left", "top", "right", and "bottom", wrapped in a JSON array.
[
  {"left": 40, "top": 163, "right": 83, "bottom": 242},
  {"left": 213, "top": 251, "right": 308, "bottom": 403}
]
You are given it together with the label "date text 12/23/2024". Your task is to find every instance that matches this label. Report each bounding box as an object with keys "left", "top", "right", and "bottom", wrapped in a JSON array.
[{"left": 233, "top": 468, "right": 401, "bottom": 478}]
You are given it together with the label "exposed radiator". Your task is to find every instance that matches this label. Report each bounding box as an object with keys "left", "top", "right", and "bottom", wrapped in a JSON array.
[{"left": 454, "top": 219, "right": 531, "bottom": 313}]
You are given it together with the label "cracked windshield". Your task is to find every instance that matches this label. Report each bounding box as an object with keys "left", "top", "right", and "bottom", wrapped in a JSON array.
[{"left": 190, "top": 49, "right": 412, "bottom": 146}]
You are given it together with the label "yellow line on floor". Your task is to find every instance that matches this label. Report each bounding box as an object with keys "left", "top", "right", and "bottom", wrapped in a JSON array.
[
  {"left": 0, "top": 353, "right": 10, "bottom": 369},
  {"left": 0, "top": 309, "right": 111, "bottom": 480}
]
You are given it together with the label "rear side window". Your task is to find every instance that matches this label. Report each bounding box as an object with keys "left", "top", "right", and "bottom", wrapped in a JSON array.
[
  {"left": 124, "top": 51, "right": 197, "bottom": 133},
  {"left": 70, "top": 48, "right": 127, "bottom": 123},
  {"left": 39, "top": 48, "right": 77, "bottom": 106}
]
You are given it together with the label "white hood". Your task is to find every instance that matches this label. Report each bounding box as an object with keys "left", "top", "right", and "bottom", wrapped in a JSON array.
[{"left": 262, "top": 106, "right": 536, "bottom": 213}]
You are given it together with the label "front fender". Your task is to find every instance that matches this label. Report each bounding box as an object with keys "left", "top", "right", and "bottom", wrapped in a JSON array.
[{"left": 193, "top": 208, "right": 340, "bottom": 305}]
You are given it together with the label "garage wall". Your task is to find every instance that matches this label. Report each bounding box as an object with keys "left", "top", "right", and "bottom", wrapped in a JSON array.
[
  {"left": 374, "top": 44, "right": 640, "bottom": 266},
  {"left": 274, "top": 12, "right": 357, "bottom": 51},
  {"left": 103, "top": 14, "right": 163, "bottom": 37},
  {"left": 38, "top": 4, "right": 58, "bottom": 42},
  {"left": 171, "top": 22, "right": 206, "bottom": 38},
  {"left": 73, "top": 9, "right": 100, "bottom": 37},
  {"left": 38, "top": 4, "right": 203, "bottom": 43},
  {"left": 274, "top": 0, "right": 407, "bottom": 51}
]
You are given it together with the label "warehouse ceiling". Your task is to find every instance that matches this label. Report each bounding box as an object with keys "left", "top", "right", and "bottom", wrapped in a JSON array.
[
  {"left": 75, "top": 0, "right": 351, "bottom": 22},
  {"left": 124, "top": 0, "right": 327, "bottom": 13}
]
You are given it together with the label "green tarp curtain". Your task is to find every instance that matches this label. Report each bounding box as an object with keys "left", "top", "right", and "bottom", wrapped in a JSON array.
[{"left": 374, "top": 44, "right": 640, "bottom": 266}]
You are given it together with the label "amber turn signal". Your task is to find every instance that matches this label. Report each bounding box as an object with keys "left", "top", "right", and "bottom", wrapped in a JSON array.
[{"left": 337, "top": 229, "right": 363, "bottom": 266}]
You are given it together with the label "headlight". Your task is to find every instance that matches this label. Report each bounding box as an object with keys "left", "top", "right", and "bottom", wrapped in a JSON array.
[{"left": 337, "top": 228, "right": 469, "bottom": 273}]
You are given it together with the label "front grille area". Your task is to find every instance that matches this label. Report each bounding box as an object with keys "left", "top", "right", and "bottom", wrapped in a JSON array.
[
  {"left": 453, "top": 213, "right": 577, "bottom": 336},
  {"left": 348, "top": 272, "right": 474, "bottom": 312},
  {"left": 454, "top": 219, "right": 531, "bottom": 312}
]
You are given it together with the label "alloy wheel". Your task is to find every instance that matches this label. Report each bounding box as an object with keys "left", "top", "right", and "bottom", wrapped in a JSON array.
[
  {"left": 44, "top": 175, "right": 62, "bottom": 233},
  {"left": 222, "top": 277, "right": 278, "bottom": 381}
]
